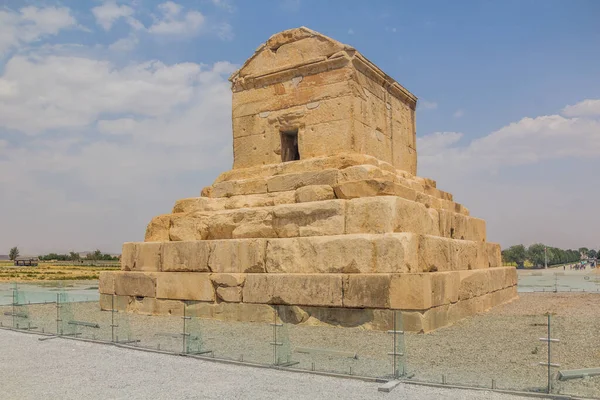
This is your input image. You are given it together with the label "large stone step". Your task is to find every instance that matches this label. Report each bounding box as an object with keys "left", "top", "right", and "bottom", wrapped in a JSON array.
[
  {"left": 146, "top": 196, "right": 483, "bottom": 242},
  {"left": 120, "top": 234, "right": 501, "bottom": 275},
  {"left": 99, "top": 267, "right": 517, "bottom": 313}
]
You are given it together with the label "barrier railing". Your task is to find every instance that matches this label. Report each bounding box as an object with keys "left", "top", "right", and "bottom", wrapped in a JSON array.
[{"left": 0, "top": 281, "right": 598, "bottom": 398}]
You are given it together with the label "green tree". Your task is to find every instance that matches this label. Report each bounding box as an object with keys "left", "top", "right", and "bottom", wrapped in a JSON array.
[
  {"left": 527, "top": 244, "right": 547, "bottom": 267},
  {"left": 69, "top": 251, "right": 80, "bottom": 261},
  {"left": 9, "top": 246, "right": 19, "bottom": 261},
  {"left": 502, "top": 245, "right": 527, "bottom": 265},
  {"left": 588, "top": 249, "right": 598, "bottom": 259}
]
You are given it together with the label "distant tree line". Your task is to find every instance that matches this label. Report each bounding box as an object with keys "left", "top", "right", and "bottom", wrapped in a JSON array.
[
  {"left": 502, "top": 244, "right": 598, "bottom": 268},
  {"left": 38, "top": 249, "right": 119, "bottom": 262}
]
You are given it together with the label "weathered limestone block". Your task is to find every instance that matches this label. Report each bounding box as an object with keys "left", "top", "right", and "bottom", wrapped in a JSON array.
[
  {"left": 438, "top": 210, "right": 486, "bottom": 242},
  {"left": 267, "top": 169, "right": 339, "bottom": 192},
  {"left": 271, "top": 200, "right": 345, "bottom": 237},
  {"left": 233, "top": 73, "right": 354, "bottom": 121},
  {"left": 450, "top": 240, "right": 487, "bottom": 271},
  {"left": 210, "top": 273, "right": 247, "bottom": 287},
  {"left": 174, "top": 194, "right": 298, "bottom": 213},
  {"left": 488, "top": 268, "right": 507, "bottom": 292},
  {"left": 458, "top": 270, "right": 492, "bottom": 300},
  {"left": 216, "top": 286, "right": 243, "bottom": 302},
  {"left": 415, "top": 192, "right": 442, "bottom": 210},
  {"left": 226, "top": 191, "right": 296, "bottom": 209},
  {"left": 99, "top": 293, "right": 113, "bottom": 310},
  {"left": 372, "top": 233, "right": 419, "bottom": 273},
  {"left": 121, "top": 242, "right": 161, "bottom": 272},
  {"left": 390, "top": 272, "right": 459, "bottom": 310},
  {"left": 417, "top": 235, "right": 453, "bottom": 272},
  {"left": 212, "top": 177, "right": 268, "bottom": 198},
  {"left": 169, "top": 213, "right": 205, "bottom": 241},
  {"left": 232, "top": 133, "right": 281, "bottom": 168},
  {"left": 294, "top": 185, "right": 335, "bottom": 203},
  {"left": 342, "top": 274, "right": 391, "bottom": 308},
  {"left": 491, "top": 285, "right": 518, "bottom": 306},
  {"left": 351, "top": 119, "right": 393, "bottom": 166},
  {"left": 346, "top": 196, "right": 438, "bottom": 236},
  {"left": 401, "top": 304, "right": 450, "bottom": 333},
  {"left": 205, "top": 208, "right": 274, "bottom": 240},
  {"left": 300, "top": 120, "right": 356, "bottom": 161},
  {"left": 333, "top": 179, "right": 415, "bottom": 201},
  {"left": 145, "top": 214, "right": 171, "bottom": 242},
  {"left": 265, "top": 235, "right": 374, "bottom": 274},
  {"left": 114, "top": 272, "right": 158, "bottom": 298},
  {"left": 486, "top": 242, "right": 502, "bottom": 268},
  {"left": 99, "top": 271, "right": 115, "bottom": 294},
  {"left": 338, "top": 164, "right": 384, "bottom": 182},
  {"left": 156, "top": 272, "right": 214, "bottom": 301},
  {"left": 243, "top": 274, "right": 343, "bottom": 307},
  {"left": 162, "top": 241, "right": 210, "bottom": 272},
  {"left": 488, "top": 266, "right": 517, "bottom": 290},
  {"left": 208, "top": 239, "right": 266, "bottom": 273}
]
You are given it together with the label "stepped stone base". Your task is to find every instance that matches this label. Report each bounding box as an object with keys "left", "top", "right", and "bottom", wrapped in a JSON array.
[
  {"left": 99, "top": 267, "right": 517, "bottom": 332},
  {"left": 99, "top": 284, "right": 517, "bottom": 333}
]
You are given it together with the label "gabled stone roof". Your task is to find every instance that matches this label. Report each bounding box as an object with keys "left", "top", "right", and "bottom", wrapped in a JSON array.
[{"left": 229, "top": 27, "right": 417, "bottom": 107}]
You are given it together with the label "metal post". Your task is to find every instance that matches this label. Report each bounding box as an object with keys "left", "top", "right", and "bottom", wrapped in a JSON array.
[
  {"left": 12, "top": 285, "right": 16, "bottom": 329},
  {"left": 182, "top": 305, "right": 187, "bottom": 354},
  {"left": 392, "top": 312, "right": 397, "bottom": 378},
  {"left": 272, "top": 312, "right": 277, "bottom": 364},
  {"left": 56, "top": 293, "right": 60, "bottom": 335},
  {"left": 387, "top": 312, "right": 405, "bottom": 379},
  {"left": 547, "top": 314, "right": 551, "bottom": 394},
  {"left": 538, "top": 313, "right": 560, "bottom": 393},
  {"left": 111, "top": 295, "right": 115, "bottom": 342}
]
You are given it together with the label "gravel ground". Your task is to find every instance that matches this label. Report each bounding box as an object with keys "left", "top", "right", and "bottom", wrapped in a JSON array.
[
  {"left": 1, "top": 293, "right": 598, "bottom": 398},
  {"left": 0, "top": 329, "right": 549, "bottom": 400}
]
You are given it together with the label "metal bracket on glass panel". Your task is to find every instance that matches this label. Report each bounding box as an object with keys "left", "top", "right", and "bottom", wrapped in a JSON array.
[
  {"left": 181, "top": 306, "right": 212, "bottom": 356},
  {"left": 538, "top": 313, "right": 560, "bottom": 394},
  {"left": 270, "top": 319, "right": 298, "bottom": 367}
]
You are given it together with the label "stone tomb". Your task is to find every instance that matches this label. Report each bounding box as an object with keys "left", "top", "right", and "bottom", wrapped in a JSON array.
[{"left": 99, "top": 27, "right": 517, "bottom": 332}]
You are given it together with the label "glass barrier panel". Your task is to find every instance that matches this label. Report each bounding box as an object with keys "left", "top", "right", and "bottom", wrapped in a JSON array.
[
  {"left": 551, "top": 293, "right": 600, "bottom": 398},
  {"left": 279, "top": 306, "right": 390, "bottom": 378},
  {"left": 184, "top": 302, "right": 273, "bottom": 365},
  {"left": 404, "top": 302, "right": 548, "bottom": 392}
]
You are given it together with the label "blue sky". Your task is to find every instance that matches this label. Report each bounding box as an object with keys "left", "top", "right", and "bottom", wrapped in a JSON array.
[{"left": 0, "top": 0, "right": 599, "bottom": 254}]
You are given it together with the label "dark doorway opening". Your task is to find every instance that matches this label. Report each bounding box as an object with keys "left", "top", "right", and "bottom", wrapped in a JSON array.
[{"left": 280, "top": 129, "right": 300, "bottom": 162}]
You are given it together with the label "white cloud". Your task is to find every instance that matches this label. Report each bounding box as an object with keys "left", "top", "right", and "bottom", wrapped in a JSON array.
[
  {"left": 0, "top": 54, "right": 218, "bottom": 134},
  {"left": 0, "top": 6, "right": 76, "bottom": 55},
  {"left": 215, "top": 22, "right": 234, "bottom": 41},
  {"left": 211, "top": 0, "right": 236, "bottom": 12},
  {"left": 108, "top": 35, "right": 139, "bottom": 51},
  {"left": 418, "top": 100, "right": 438, "bottom": 110},
  {"left": 453, "top": 109, "right": 464, "bottom": 118},
  {"left": 0, "top": 44, "right": 236, "bottom": 253},
  {"left": 562, "top": 99, "right": 600, "bottom": 117},
  {"left": 148, "top": 1, "right": 205, "bottom": 35},
  {"left": 418, "top": 132, "right": 462, "bottom": 156},
  {"left": 91, "top": 1, "right": 136, "bottom": 31}
]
